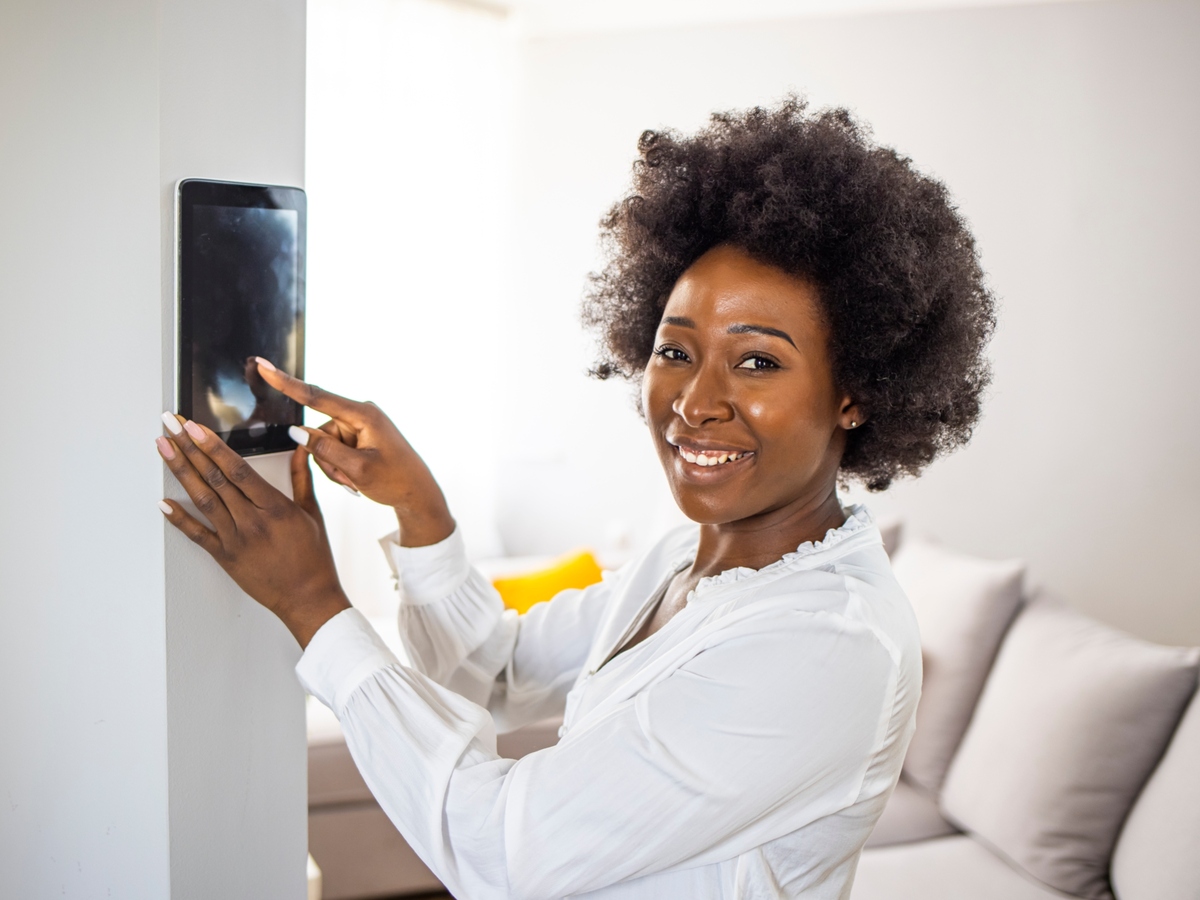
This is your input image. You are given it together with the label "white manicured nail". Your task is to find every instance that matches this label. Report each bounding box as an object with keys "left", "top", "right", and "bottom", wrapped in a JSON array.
[
  {"left": 157, "top": 500, "right": 173, "bottom": 515},
  {"left": 342, "top": 484, "right": 361, "bottom": 497},
  {"left": 254, "top": 356, "right": 277, "bottom": 372},
  {"left": 161, "top": 412, "right": 183, "bottom": 435},
  {"left": 288, "top": 425, "right": 309, "bottom": 446}
]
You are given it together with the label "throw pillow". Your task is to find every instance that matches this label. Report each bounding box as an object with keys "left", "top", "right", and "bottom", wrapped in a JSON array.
[
  {"left": 492, "top": 549, "right": 603, "bottom": 615},
  {"left": 890, "top": 537, "right": 1025, "bottom": 795},
  {"left": 1110, "top": 679, "right": 1200, "bottom": 900},
  {"left": 940, "top": 597, "right": 1200, "bottom": 900}
]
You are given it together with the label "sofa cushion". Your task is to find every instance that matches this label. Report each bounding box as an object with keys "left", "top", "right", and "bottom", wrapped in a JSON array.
[
  {"left": 309, "top": 738, "right": 375, "bottom": 807},
  {"left": 852, "top": 835, "right": 1066, "bottom": 900},
  {"left": 890, "top": 537, "right": 1025, "bottom": 795},
  {"left": 865, "top": 777, "right": 959, "bottom": 848},
  {"left": 940, "top": 598, "right": 1200, "bottom": 900},
  {"left": 309, "top": 803, "right": 443, "bottom": 900},
  {"left": 1111, "top": 683, "right": 1200, "bottom": 900},
  {"left": 492, "top": 549, "right": 604, "bottom": 614}
]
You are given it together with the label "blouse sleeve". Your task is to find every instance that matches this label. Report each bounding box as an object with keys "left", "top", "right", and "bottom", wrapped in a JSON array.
[
  {"left": 382, "top": 526, "right": 616, "bottom": 732},
  {"left": 297, "top": 603, "right": 902, "bottom": 900}
]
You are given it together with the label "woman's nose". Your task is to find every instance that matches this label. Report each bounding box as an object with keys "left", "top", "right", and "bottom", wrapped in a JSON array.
[{"left": 672, "top": 363, "right": 734, "bottom": 427}]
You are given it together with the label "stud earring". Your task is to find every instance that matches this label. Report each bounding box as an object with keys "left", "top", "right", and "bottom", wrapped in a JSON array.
[{"left": 850, "top": 421, "right": 858, "bottom": 429}]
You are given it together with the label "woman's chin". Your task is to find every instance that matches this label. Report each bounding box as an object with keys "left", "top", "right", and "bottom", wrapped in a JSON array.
[
  {"left": 668, "top": 488, "right": 752, "bottom": 528},
  {"left": 662, "top": 464, "right": 756, "bottom": 525}
]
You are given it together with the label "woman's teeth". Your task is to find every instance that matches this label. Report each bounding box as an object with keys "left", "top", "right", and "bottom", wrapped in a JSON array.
[{"left": 676, "top": 446, "right": 748, "bottom": 467}]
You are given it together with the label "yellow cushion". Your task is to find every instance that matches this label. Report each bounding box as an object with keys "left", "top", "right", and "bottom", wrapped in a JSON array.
[{"left": 492, "top": 549, "right": 604, "bottom": 615}]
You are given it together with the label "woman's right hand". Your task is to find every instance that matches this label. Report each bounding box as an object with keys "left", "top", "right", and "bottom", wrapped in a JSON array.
[{"left": 254, "top": 358, "right": 456, "bottom": 548}]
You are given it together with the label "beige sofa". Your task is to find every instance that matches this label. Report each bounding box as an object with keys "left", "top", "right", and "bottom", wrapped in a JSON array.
[
  {"left": 852, "top": 535, "right": 1200, "bottom": 900},
  {"left": 308, "top": 533, "right": 1200, "bottom": 900}
]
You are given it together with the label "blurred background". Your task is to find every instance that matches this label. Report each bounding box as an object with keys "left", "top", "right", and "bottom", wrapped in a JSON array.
[{"left": 305, "top": 0, "right": 1200, "bottom": 646}]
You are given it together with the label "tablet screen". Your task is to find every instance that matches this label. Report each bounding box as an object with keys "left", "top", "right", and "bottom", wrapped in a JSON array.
[{"left": 177, "top": 180, "right": 306, "bottom": 456}]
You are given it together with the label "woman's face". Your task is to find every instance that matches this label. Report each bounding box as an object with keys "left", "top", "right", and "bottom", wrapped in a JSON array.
[{"left": 642, "top": 244, "right": 856, "bottom": 527}]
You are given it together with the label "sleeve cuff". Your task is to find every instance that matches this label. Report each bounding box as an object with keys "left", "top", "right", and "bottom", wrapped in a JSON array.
[
  {"left": 379, "top": 525, "right": 471, "bottom": 606},
  {"left": 296, "top": 607, "right": 399, "bottom": 713}
]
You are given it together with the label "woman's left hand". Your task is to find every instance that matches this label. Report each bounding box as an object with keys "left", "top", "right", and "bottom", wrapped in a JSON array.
[{"left": 156, "top": 415, "right": 351, "bottom": 648}]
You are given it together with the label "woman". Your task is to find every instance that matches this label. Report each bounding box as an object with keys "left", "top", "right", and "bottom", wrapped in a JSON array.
[{"left": 156, "top": 98, "right": 993, "bottom": 899}]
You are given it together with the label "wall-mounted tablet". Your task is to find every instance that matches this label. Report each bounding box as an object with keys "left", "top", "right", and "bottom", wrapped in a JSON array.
[{"left": 176, "top": 179, "right": 305, "bottom": 456}]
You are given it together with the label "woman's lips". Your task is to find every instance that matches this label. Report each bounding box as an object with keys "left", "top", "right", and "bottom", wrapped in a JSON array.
[
  {"left": 673, "top": 444, "right": 752, "bottom": 467},
  {"left": 668, "top": 440, "right": 756, "bottom": 479}
]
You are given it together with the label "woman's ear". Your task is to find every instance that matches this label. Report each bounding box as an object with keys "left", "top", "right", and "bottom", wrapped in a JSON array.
[{"left": 838, "top": 397, "right": 866, "bottom": 431}]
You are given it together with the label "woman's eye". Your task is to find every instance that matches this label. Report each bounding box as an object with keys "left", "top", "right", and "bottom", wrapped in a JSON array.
[
  {"left": 654, "top": 346, "right": 689, "bottom": 362},
  {"left": 735, "top": 355, "right": 779, "bottom": 371}
]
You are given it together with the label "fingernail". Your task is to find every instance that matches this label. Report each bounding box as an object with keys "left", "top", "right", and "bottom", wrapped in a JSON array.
[
  {"left": 255, "top": 356, "right": 277, "bottom": 372},
  {"left": 288, "top": 425, "right": 309, "bottom": 446},
  {"left": 342, "top": 484, "right": 361, "bottom": 497},
  {"left": 183, "top": 420, "right": 205, "bottom": 442},
  {"left": 158, "top": 500, "right": 173, "bottom": 515},
  {"left": 155, "top": 436, "right": 176, "bottom": 460},
  {"left": 161, "top": 412, "right": 183, "bottom": 435}
]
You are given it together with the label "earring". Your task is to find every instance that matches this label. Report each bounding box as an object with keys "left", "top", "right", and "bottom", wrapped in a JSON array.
[{"left": 849, "top": 421, "right": 857, "bottom": 429}]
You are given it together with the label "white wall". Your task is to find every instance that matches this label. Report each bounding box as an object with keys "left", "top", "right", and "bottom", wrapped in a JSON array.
[
  {"left": 0, "top": 2, "right": 168, "bottom": 896},
  {"left": 0, "top": 0, "right": 307, "bottom": 896},
  {"left": 499, "top": 0, "right": 1200, "bottom": 645},
  {"left": 159, "top": 1, "right": 309, "bottom": 897}
]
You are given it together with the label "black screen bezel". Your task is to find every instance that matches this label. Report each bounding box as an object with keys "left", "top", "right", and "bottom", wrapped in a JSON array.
[{"left": 177, "top": 179, "right": 306, "bottom": 457}]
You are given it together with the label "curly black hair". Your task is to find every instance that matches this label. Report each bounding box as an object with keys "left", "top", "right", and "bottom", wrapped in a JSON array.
[{"left": 582, "top": 96, "right": 995, "bottom": 491}]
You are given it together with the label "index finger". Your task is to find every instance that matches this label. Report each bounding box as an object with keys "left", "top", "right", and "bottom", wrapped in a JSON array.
[{"left": 254, "top": 358, "right": 369, "bottom": 426}]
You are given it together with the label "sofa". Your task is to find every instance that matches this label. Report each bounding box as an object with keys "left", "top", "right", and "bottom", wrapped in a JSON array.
[
  {"left": 307, "top": 527, "right": 1200, "bottom": 900},
  {"left": 852, "top": 535, "right": 1199, "bottom": 900}
]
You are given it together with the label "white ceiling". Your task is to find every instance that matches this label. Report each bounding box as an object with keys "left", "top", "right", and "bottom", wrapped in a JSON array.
[{"left": 475, "top": 0, "right": 1098, "bottom": 37}]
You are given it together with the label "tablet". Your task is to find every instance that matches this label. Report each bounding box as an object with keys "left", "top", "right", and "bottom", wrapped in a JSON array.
[{"left": 175, "top": 179, "right": 306, "bottom": 456}]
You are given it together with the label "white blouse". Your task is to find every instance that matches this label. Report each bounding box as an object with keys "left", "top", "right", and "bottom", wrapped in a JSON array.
[{"left": 297, "top": 506, "right": 921, "bottom": 900}]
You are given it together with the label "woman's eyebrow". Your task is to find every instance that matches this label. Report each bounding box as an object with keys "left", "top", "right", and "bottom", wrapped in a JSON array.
[
  {"left": 728, "top": 323, "right": 797, "bottom": 348},
  {"left": 661, "top": 316, "right": 797, "bottom": 348}
]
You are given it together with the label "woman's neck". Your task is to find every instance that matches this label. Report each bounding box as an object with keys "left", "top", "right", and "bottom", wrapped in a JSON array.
[{"left": 689, "top": 485, "right": 847, "bottom": 580}]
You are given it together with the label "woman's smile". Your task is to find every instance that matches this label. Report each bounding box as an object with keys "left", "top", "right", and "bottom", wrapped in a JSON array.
[
  {"left": 668, "top": 440, "right": 756, "bottom": 492},
  {"left": 670, "top": 439, "right": 754, "bottom": 468}
]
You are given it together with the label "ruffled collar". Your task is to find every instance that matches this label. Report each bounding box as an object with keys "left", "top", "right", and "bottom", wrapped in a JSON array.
[{"left": 690, "top": 504, "right": 876, "bottom": 593}]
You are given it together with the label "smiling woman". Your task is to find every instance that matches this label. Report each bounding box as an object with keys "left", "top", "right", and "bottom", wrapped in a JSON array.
[{"left": 158, "top": 96, "right": 993, "bottom": 899}]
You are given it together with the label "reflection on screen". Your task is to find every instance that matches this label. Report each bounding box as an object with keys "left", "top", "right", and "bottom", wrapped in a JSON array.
[{"left": 189, "top": 205, "right": 300, "bottom": 436}]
